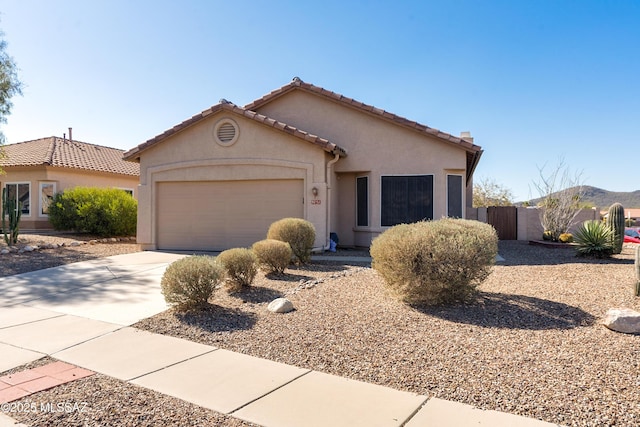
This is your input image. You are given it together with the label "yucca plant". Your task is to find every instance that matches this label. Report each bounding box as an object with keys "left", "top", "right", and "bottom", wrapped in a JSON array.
[{"left": 573, "top": 220, "right": 614, "bottom": 258}]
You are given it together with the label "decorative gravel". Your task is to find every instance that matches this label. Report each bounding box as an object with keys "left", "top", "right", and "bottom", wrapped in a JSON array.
[
  {"left": 135, "top": 241, "right": 640, "bottom": 427},
  {"left": 2, "top": 237, "right": 639, "bottom": 426},
  {"left": 1, "top": 358, "right": 256, "bottom": 427}
]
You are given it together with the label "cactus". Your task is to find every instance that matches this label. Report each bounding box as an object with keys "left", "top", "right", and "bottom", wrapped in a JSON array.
[
  {"left": 636, "top": 246, "right": 640, "bottom": 297},
  {"left": 608, "top": 202, "right": 625, "bottom": 255},
  {"left": 2, "top": 187, "right": 21, "bottom": 246}
]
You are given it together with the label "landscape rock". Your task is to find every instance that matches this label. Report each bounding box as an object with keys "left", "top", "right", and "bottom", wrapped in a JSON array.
[
  {"left": 603, "top": 308, "right": 640, "bottom": 334},
  {"left": 22, "top": 245, "right": 37, "bottom": 252},
  {"left": 267, "top": 298, "right": 294, "bottom": 313},
  {"left": 0, "top": 249, "right": 9, "bottom": 255},
  {"left": 69, "top": 241, "right": 82, "bottom": 247}
]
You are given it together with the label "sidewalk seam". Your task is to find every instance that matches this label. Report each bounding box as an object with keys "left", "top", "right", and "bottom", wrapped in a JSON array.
[{"left": 228, "top": 369, "right": 312, "bottom": 415}]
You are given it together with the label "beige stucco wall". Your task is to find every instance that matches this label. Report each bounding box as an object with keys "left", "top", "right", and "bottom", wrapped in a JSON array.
[
  {"left": 135, "top": 111, "right": 332, "bottom": 250},
  {"left": 516, "top": 207, "right": 598, "bottom": 241},
  {"left": 256, "top": 90, "right": 470, "bottom": 246},
  {"left": 0, "top": 166, "right": 138, "bottom": 230}
]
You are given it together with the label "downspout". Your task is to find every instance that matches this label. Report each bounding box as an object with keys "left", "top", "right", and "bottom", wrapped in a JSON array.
[{"left": 323, "top": 153, "right": 341, "bottom": 250}]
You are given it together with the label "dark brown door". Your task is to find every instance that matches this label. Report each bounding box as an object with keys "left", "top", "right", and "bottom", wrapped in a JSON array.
[{"left": 487, "top": 206, "right": 517, "bottom": 240}]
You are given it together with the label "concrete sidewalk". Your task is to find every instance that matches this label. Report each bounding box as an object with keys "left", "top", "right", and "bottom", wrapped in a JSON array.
[{"left": 0, "top": 251, "right": 557, "bottom": 427}]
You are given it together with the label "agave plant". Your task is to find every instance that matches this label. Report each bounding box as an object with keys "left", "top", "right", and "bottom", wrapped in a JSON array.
[{"left": 573, "top": 220, "right": 614, "bottom": 258}]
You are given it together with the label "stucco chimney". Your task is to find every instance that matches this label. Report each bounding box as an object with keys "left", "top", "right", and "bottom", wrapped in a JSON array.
[
  {"left": 68, "top": 127, "right": 73, "bottom": 142},
  {"left": 460, "top": 131, "right": 473, "bottom": 142}
]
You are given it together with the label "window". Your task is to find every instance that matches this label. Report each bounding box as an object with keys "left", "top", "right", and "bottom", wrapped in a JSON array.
[
  {"left": 447, "top": 174, "right": 463, "bottom": 218},
  {"left": 4, "top": 183, "right": 30, "bottom": 216},
  {"left": 39, "top": 182, "right": 56, "bottom": 216},
  {"left": 381, "top": 175, "right": 433, "bottom": 226},
  {"left": 118, "top": 188, "right": 134, "bottom": 197},
  {"left": 356, "top": 176, "right": 368, "bottom": 227}
]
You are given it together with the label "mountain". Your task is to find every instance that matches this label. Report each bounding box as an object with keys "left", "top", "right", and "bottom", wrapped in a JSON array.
[{"left": 524, "top": 186, "right": 640, "bottom": 209}]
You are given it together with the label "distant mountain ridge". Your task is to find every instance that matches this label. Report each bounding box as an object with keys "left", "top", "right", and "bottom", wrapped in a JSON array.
[{"left": 525, "top": 186, "right": 640, "bottom": 209}]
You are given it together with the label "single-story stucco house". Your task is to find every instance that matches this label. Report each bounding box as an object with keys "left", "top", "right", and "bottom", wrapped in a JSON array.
[
  {"left": 0, "top": 136, "right": 140, "bottom": 230},
  {"left": 123, "top": 77, "right": 483, "bottom": 251}
]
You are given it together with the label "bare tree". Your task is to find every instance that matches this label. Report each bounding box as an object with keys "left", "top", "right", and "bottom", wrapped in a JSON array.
[
  {"left": 473, "top": 177, "right": 514, "bottom": 207},
  {"left": 532, "top": 159, "right": 585, "bottom": 241}
]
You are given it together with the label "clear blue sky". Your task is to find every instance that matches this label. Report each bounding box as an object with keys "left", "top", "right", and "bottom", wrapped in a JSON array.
[{"left": 0, "top": 0, "right": 638, "bottom": 201}]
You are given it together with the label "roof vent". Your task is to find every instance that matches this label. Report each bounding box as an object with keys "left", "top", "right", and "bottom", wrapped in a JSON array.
[
  {"left": 214, "top": 118, "right": 239, "bottom": 146},
  {"left": 292, "top": 76, "right": 302, "bottom": 84},
  {"left": 219, "top": 98, "right": 232, "bottom": 105}
]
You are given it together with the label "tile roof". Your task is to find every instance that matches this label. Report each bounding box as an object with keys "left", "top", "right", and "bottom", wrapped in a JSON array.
[
  {"left": 123, "top": 102, "right": 347, "bottom": 161},
  {"left": 0, "top": 137, "right": 140, "bottom": 176},
  {"left": 245, "top": 77, "right": 483, "bottom": 154}
]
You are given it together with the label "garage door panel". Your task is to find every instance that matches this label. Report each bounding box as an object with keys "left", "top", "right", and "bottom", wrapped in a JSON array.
[{"left": 157, "top": 180, "right": 304, "bottom": 251}]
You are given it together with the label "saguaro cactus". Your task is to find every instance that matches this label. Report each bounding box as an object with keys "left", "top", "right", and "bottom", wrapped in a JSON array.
[
  {"left": 2, "top": 187, "right": 21, "bottom": 246},
  {"left": 636, "top": 246, "right": 640, "bottom": 297},
  {"left": 608, "top": 202, "right": 625, "bottom": 255}
]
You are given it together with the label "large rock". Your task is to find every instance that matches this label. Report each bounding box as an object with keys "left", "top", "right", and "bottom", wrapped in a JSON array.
[
  {"left": 603, "top": 308, "right": 640, "bottom": 334},
  {"left": 268, "top": 298, "right": 294, "bottom": 313}
]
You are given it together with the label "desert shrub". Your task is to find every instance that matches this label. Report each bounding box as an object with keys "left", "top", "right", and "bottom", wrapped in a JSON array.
[
  {"left": 542, "top": 230, "right": 553, "bottom": 241},
  {"left": 558, "top": 233, "right": 573, "bottom": 243},
  {"left": 252, "top": 239, "right": 292, "bottom": 274},
  {"left": 370, "top": 218, "right": 498, "bottom": 305},
  {"left": 48, "top": 187, "right": 137, "bottom": 236},
  {"left": 217, "top": 248, "right": 257, "bottom": 287},
  {"left": 267, "top": 218, "right": 315, "bottom": 264},
  {"left": 573, "top": 220, "right": 614, "bottom": 258},
  {"left": 160, "top": 256, "right": 223, "bottom": 311}
]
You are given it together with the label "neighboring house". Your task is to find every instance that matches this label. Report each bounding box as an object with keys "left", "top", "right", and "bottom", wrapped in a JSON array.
[
  {"left": 123, "top": 77, "right": 483, "bottom": 251},
  {"left": 0, "top": 136, "right": 140, "bottom": 230}
]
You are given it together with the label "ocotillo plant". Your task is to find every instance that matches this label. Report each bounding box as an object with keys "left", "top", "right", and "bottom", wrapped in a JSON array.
[
  {"left": 2, "top": 187, "right": 21, "bottom": 246},
  {"left": 608, "top": 203, "right": 625, "bottom": 255}
]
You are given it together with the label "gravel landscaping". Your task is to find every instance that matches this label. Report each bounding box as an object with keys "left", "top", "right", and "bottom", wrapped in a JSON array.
[
  {"left": 135, "top": 241, "right": 640, "bottom": 427},
  {"left": 2, "top": 235, "right": 639, "bottom": 426}
]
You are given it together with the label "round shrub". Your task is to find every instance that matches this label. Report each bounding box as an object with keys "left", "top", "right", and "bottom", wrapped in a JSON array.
[
  {"left": 48, "top": 187, "right": 137, "bottom": 237},
  {"left": 252, "top": 239, "right": 292, "bottom": 275},
  {"left": 217, "top": 248, "right": 258, "bottom": 287},
  {"left": 574, "top": 220, "right": 614, "bottom": 258},
  {"left": 267, "top": 218, "right": 315, "bottom": 264},
  {"left": 370, "top": 218, "right": 498, "bottom": 305},
  {"left": 161, "top": 256, "right": 223, "bottom": 311},
  {"left": 558, "top": 233, "right": 573, "bottom": 243}
]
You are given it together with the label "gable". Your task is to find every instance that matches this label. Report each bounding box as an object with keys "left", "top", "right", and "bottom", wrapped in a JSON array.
[{"left": 123, "top": 102, "right": 346, "bottom": 163}]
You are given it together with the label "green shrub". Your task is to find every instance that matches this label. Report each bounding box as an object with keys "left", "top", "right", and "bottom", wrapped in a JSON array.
[
  {"left": 542, "top": 230, "right": 553, "bottom": 241},
  {"left": 558, "top": 233, "right": 573, "bottom": 243},
  {"left": 370, "top": 218, "right": 498, "bottom": 305},
  {"left": 267, "top": 218, "right": 315, "bottom": 264},
  {"left": 160, "top": 256, "right": 223, "bottom": 311},
  {"left": 252, "top": 239, "right": 292, "bottom": 274},
  {"left": 217, "top": 248, "right": 257, "bottom": 287},
  {"left": 48, "top": 187, "right": 137, "bottom": 236},
  {"left": 573, "top": 220, "right": 614, "bottom": 258}
]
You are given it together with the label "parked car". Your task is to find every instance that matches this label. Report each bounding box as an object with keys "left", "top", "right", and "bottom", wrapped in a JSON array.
[{"left": 624, "top": 228, "right": 640, "bottom": 244}]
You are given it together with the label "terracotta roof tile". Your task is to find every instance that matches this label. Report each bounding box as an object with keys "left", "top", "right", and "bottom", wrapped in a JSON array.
[
  {"left": 123, "top": 103, "right": 347, "bottom": 160},
  {"left": 0, "top": 137, "right": 139, "bottom": 176},
  {"left": 244, "top": 78, "right": 482, "bottom": 154}
]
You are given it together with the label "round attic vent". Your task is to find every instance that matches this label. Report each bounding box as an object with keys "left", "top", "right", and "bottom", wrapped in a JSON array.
[{"left": 214, "top": 118, "right": 239, "bottom": 146}]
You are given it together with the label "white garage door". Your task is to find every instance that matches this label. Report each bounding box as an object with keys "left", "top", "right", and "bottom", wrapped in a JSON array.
[{"left": 157, "top": 180, "right": 304, "bottom": 251}]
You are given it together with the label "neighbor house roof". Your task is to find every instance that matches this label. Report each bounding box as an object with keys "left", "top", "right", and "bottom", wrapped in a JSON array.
[
  {"left": 123, "top": 101, "right": 347, "bottom": 161},
  {"left": 0, "top": 137, "right": 140, "bottom": 176},
  {"left": 245, "top": 77, "right": 483, "bottom": 154}
]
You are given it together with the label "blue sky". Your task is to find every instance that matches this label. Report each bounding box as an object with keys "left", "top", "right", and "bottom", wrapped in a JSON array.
[{"left": 0, "top": 0, "right": 638, "bottom": 201}]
